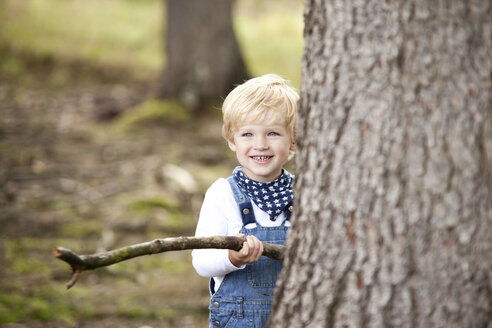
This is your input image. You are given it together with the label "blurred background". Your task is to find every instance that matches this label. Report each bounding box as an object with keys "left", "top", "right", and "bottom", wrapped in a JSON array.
[{"left": 0, "top": 0, "right": 303, "bottom": 327}]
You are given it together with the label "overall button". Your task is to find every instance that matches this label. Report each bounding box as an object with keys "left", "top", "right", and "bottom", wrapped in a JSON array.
[
  {"left": 213, "top": 301, "right": 220, "bottom": 308},
  {"left": 242, "top": 208, "right": 250, "bottom": 215},
  {"left": 288, "top": 205, "right": 293, "bottom": 212},
  {"left": 214, "top": 320, "right": 220, "bottom": 326}
]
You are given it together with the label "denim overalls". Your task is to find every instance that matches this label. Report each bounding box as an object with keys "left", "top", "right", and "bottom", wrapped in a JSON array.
[{"left": 208, "top": 177, "right": 290, "bottom": 328}]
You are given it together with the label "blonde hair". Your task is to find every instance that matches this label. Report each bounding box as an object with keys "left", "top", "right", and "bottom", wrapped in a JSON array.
[{"left": 222, "top": 74, "right": 299, "bottom": 143}]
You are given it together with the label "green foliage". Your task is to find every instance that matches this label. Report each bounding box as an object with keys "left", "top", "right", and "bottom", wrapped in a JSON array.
[
  {"left": 235, "top": 1, "right": 303, "bottom": 87},
  {"left": 0, "top": 0, "right": 303, "bottom": 85},
  {"left": 0, "top": 0, "right": 163, "bottom": 79}
]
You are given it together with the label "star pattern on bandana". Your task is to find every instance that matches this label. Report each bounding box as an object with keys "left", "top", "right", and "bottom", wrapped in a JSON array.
[{"left": 233, "top": 166, "right": 293, "bottom": 220}]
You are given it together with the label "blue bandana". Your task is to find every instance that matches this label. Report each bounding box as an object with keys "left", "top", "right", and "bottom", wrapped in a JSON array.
[{"left": 233, "top": 166, "right": 294, "bottom": 221}]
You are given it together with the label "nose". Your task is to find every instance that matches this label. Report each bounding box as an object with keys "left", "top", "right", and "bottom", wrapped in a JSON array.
[{"left": 254, "top": 135, "right": 268, "bottom": 150}]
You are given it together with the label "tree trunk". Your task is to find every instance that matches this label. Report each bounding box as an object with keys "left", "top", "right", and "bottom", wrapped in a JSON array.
[
  {"left": 269, "top": 1, "right": 492, "bottom": 327},
  {"left": 156, "top": 0, "right": 249, "bottom": 110}
]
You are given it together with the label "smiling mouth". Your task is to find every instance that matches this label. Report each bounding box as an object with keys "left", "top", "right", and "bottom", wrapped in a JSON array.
[{"left": 251, "top": 156, "right": 273, "bottom": 161}]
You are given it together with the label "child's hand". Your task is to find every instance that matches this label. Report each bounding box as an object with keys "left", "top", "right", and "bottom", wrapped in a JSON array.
[{"left": 228, "top": 233, "right": 264, "bottom": 268}]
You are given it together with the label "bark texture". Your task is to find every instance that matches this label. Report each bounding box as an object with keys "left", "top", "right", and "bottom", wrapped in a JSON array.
[
  {"left": 269, "top": 0, "right": 492, "bottom": 327},
  {"left": 156, "top": 0, "right": 249, "bottom": 109}
]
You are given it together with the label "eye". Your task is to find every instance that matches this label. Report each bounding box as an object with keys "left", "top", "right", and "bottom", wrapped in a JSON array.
[
  {"left": 267, "top": 131, "right": 279, "bottom": 137},
  {"left": 242, "top": 132, "right": 253, "bottom": 137}
]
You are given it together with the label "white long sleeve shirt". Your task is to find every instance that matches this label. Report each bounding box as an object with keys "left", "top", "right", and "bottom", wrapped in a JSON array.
[{"left": 192, "top": 178, "right": 290, "bottom": 290}]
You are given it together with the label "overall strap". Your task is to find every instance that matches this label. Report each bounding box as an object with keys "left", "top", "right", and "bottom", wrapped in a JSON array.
[
  {"left": 284, "top": 203, "right": 293, "bottom": 221},
  {"left": 227, "top": 176, "right": 256, "bottom": 225}
]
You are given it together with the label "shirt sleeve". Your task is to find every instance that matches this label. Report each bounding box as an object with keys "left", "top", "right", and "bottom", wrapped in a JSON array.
[{"left": 192, "top": 179, "right": 244, "bottom": 278}]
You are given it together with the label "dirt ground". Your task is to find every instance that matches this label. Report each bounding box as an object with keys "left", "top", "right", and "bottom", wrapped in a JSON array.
[{"left": 0, "top": 57, "right": 238, "bottom": 327}]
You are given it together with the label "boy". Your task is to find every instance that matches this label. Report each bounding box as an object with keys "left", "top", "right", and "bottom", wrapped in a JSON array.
[{"left": 192, "top": 74, "right": 299, "bottom": 327}]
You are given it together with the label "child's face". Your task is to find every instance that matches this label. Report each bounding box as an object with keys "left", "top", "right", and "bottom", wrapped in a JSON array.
[{"left": 228, "top": 123, "right": 295, "bottom": 183}]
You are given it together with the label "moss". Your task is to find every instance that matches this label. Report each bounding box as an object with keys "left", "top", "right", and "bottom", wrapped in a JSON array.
[
  {"left": 60, "top": 220, "right": 103, "bottom": 238},
  {"left": 137, "top": 256, "right": 189, "bottom": 275},
  {"left": 0, "top": 287, "right": 77, "bottom": 324},
  {"left": 128, "top": 196, "right": 179, "bottom": 214},
  {"left": 165, "top": 212, "right": 195, "bottom": 232},
  {"left": 0, "top": 53, "right": 26, "bottom": 78},
  {"left": 114, "top": 99, "right": 190, "bottom": 132},
  {"left": 105, "top": 255, "right": 189, "bottom": 277},
  {"left": 117, "top": 306, "right": 160, "bottom": 320},
  {"left": 0, "top": 293, "right": 26, "bottom": 323},
  {"left": 11, "top": 257, "right": 51, "bottom": 274},
  {"left": 115, "top": 296, "right": 182, "bottom": 320},
  {"left": 4, "top": 240, "right": 43, "bottom": 275},
  {"left": 23, "top": 198, "right": 61, "bottom": 211},
  {"left": 4, "top": 237, "right": 85, "bottom": 274}
]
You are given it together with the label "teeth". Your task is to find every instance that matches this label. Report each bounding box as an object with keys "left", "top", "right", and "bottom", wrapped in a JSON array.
[{"left": 253, "top": 156, "right": 271, "bottom": 161}]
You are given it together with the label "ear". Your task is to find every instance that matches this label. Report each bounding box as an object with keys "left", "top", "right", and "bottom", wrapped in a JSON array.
[
  {"left": 228, "top": 139, "right": 237, "bottom": 152},
  {"left": 290, "top": 141, "right": 296, "bottom": 151}
]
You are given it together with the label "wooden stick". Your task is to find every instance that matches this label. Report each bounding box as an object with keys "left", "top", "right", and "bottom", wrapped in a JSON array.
[{"left": 52, "top": 236, "right": 285, "bottom": 289}]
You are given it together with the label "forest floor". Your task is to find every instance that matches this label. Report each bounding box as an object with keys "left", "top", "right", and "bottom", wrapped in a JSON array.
[{"left": 0, "top": 51, "right": 239, "bottom": 327}]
